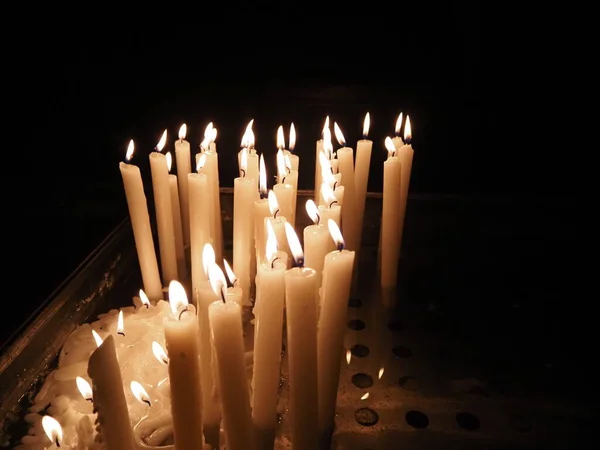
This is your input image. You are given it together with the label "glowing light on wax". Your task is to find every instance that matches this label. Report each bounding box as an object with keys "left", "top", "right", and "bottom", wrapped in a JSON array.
[
  {"left": 117, "top": 311, "right": 125, "bottom": 336},
  {"left": 328, "top": 219, "right": 345, "bottom": 251},
  {"left": 130, "top": 381, "right": 152, "bottom": 407},
  {"left": 201, "top": 122, "right": 213, "bottom": 151},
  {"left": 139, "top": 289, "right": 150, "bottom": 308},
  {"left": 208, "top": 263, "right": 228, "bottom": 302},
  {"left": 361, "top": 392, "right": 370, "bottom": 400},
  {"left": 277, "top": 125, "right": 285, "bottom": 150},
  {"left": 276, "top": 149, "right": 286, "bottom": 183},
  {"left": 155, "top": 129, "right": 167, "bottom": 152},
  {"left": 76, "top": 376, "right": 93, "bottom": 402},
  {"left": 240, "top": 147, "right": 248, "bottom": 177},
  {"left": 42, "top": 415, "right": 63, "bottom": 447},
  {"left": 289, "top": 123, "right": 296, "bottom": 151},
  {"left": 202, "top": 243, "right": 216, "bottom": 277},
  {"left": 333, "top": 122, "right": 346, "bottom": 147},
  {"left": 152, "top": 341, "right": 169, "bottom": 365},
  {"left": 259, "top": 154, "right": 267, "bottom": 198},
  {"left": 378, "top": 367, "right": 385, "bottom": 379},
  {"left": 321, "top": 183, "right": 338, "bottom": 207},
  {"left": 92, "top": 330, "right": 103, "bottom": 347},
  {"left": 404, "top": 115, "right": 412, "bottom": 144},
  {"left": 223, "top": 258, "right": 238, "bottom": 286},
  {"left": 346, "top": 349, "right": 352, "bottom": 365},
  {"left": 196, "top": 152, "right": 207, "bottom": 172},
  {"left": 395, "top": 112, "right": 404, "bottom": 136},
  {"left": 385, "top": 136, "right": 397, "bottom": 158},
  {"left": 265, "top": 220, "right": 278, "bottom": 264},
  {"left": 306, "top": 199, "right": 320, "bottom": 225},
  {"left": 178, "top": 123, "right": 187, "bottom": 141},
  {"left": 166, "top": 152, "right": 173, "bottom": 172},
  {"left": 241, "top": 120, "right": 255, "bottom": 150},
  {"left": 125, "top": 139, "right": 134, "bottom": 161},
  {"left": 168, "top": 280, "right": 189, "bottom": 319},
  {"left": 284, "top": 222, "right": 303, "bottom": 267},
  {"left": 363, "top": 112, "right": 370, "bottom": 138},
  {"left": 268, "top": 190, "right": 279, "bottom": 218}
]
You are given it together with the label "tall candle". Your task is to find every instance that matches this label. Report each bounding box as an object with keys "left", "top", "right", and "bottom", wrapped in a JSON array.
[
  {"left": 266, "top": 190, "right": 290, "bottom": 265},
  {"left": 166, "top": 152, "right": 187, "bottom": 279},
  {"left": 208, "top": 265, "right": 255, "bottom": 450},
  {"left": 284, "top": 223, "right": 318, "bottom": 450},
  {"left": 317, "top": 220, "right": 356, "bottom": 433},
  {"left": 149, "top": 130, "right": 178, "bottom": 283},
  {"left": 233, "top": 148, "right": 255, "bottom": 305},
  {"left": 354, "top": 113, "right": 373, "bottom": 253},
  {"left": 174, "top": 124, "right": 192, "bottom": 247},
  {"left": 334, "top": 122, "right": 359, "bottom": 252},
  {"left": 320, "top": 183, "right": 343, "bottom": 229},
  {"left": 285, "top": 122, "right": 299, "bottom": 170},
  {"left": 189, "top": 168, "right": 211, "bottom": 299},
  {"left": 381, "top": 137, "right": 402, "bottom": 288},
  {"left": 252, "top": 223, "right": 286, "bottom": 446},
  {"left": 87, "top": 334, "right": 135, "bottom": 450},
  {"left": 164, "top": 281, "right": 204, "bottom": 450},
  {"left": 314, "top": 116, "right": 329, "bottom": 202},
  {"left": 203, "top": 150, "right": 223, "bottom": 264},
  {"left": 397, "top": 116, "right": 415, "bottom": 254},
  {"left": 253, "top": 154, "right": 271, "bottom": 265},
  {"left": 119, "top": 141, "right": 162, "bottom": 302},
  {"left": 303, "top": 200, "right": 330, "bottom": 286}
]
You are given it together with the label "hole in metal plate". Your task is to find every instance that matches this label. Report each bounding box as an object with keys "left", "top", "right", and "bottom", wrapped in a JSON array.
[
  {"left": 456, "top": 412, "right": 480, "bottom": 431},
  {"left": 352, "top": 373, "right": 374, "bottom": 388},
  {"left": 355, "top": 407, "right": 379, "bottom": 426},
  {"left": 348, "top": 297, "right": 362, "bottom": 308},
  {"left": 348, "top": 319, "right": 366, "bottom": 331},
  {"left": 405, "top": 410, "right": 429, "bottom": 429},
  {"left": 350, "top": 344, "right": 370, "bottom": 358},
  {"left": 392, "top": 346, "right": 412, "bottom": 358}
]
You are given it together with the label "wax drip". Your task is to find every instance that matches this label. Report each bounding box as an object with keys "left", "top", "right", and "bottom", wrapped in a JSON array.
[
  {"left": 270, "top": 256, "right": 280, "bottom": 269},
  {"left": 177, "top": 306, "right": 189, "bottom": 321},
  {"left": 337, "top": 242, "right": 344, "bottom": 252},
  {"left": 274, "top": 209, "right": 280, "bottom": 219},
  {"left": 315, "top": 213, "right": 321, "bottom": 226},
  {"left": 241, "top": 169, "right": 246, "bottom": 177},
  {"left": 329, "top": 200, "right": 338, "bottom": 208}
]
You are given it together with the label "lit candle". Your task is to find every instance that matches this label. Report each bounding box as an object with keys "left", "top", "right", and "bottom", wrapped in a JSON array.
[
  {"left": 252, "top": 221, "right": 286, "bottom": 446},
  {"left": 41, "top": 416, "right": 63, "bottom": 449},
  {"left": 334, "top": 122, "right": 359, "bottom": 252},
  {"left": 354, "top": 113, "right": 373, "bottom": 253},
  {"left": 149, "top": 129, "right": 178, "bottom": 283},
  {"left": 166, "top": 151, "right": 187, "bottom": 279},
  {"left": 283, "top": 152, "right": 299, "bottom": 226},
  {"left": 273, "top": 146, "right": 294, "bottom": 223},
  {"left": 319, "top": 153, "right": 344, "bottom": 207},
  {"left": 396, "top": 115, "right": 415, "bottom": 255},
  {"left": 130, "top": 380, "right": 152, "bottom": 408},
  {"left": 303, "top": 199, "right": 331, "bottom": 285},
  {"left": 174, "top": 123, "right": 192, "bottom": 247},
  {"left": 238, "top": 120, "right": 259, "bottom": 193},
  {"left": 189, "top": 156, "right": 211, "bottom": 300},
  {"left": 381, "top": 137, "right": 402, "bottom": 288},
  {"left": 284, "top": 122, "right": 299, "bottom": 169},
  {"left": 319, "top": 183, "right": 342, "bottom": 229},
  {"left": 392, "top": 112, "right": 405, "bottom": 149},
  {"left": 118, "top": 140, "right": 162, "bottom": 302},
  {"left": 87, "top": 334, "right": 135, "bottom": 450},
  {"left": 233, "top": 146, "right": 255, "bottom": 306},
  {"left": 163, "top": 281, "right": 204, "bottom": 450},
  {"left": 208, "top": 267, "right": 255, "bottom": 450},
  {"left": 284, "top": 223, "right": 318, "bottom": 450},
  {"left": 223, "top": 258, "right": 244, "bottom": 305},
  {"left": 314, "top": 116, "right": 329, "bottom": 203},
  {"left": 265, "top": 190, "right": 290, "bottom": 266},
  {"left": 317, "top": 219, "right": 356, "bottom": 433},
  {"left": 253, "top": 154, "right": 271, "bottom": 265}
]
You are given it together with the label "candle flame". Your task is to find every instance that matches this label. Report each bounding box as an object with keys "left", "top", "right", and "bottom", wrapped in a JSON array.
[
  {"left": 284, "top": 154, "right": 292, "bottom": 172},
  {"left": 328, "top": 219, "right": 345, "bottom": 250},
  {"left": 363, "top": 112, "right": 370, "bottom": 138},
  {"left": 320, "top": 183, "right": 337, "bottom": 205},
  {"left": 241, "top": 119, "right": 255, "bottom": 148},
  {"left": 208, "top": 263, "right": 227, "bottom": 300},
  {"left": 305, "top": 199, "right": 320, "bottom": 225},
  {"left": 130, "top": 381, "right": 152, "bottom": 406},
  {"left": 333, "top": 122, "right": 346, "bottom": 147},
  {"left": 202, "top": 122, "right": 213, "bottom": 149},
  {"left": 289, "top": 123, "right": 296, "bottom": 151},
  {"left": 378, "top": 367, "right": 385, "bottom": 379},
  {"left": 395, "top": 112, "right": 403, "bottom": 135},
  {"left": 178, "top": 123, "right": 187, "bottom": 140},
  {"left": 152, "top": 341, "right": 169, "bottom": 365},
  {"left": 126, "top": 140, "right": 135, "bottom": 161},
  {"left": 76, "top": 376, "right": 93, "bottom": 401},
  {"left": 165, "top": 151, "right": 173, "bottom": 172},
  {"left": 240, "top": 147, "right": 248, "bottom": 174},
  {"left": 156, "top": 129, "right": 167, "bottom": 152},
  {"left": 196, "top": 152, "right": 207, "bottom": 171},
  {"left": 276, "top": 149, "right": 286, "bottom": 181},
  {"left": 42, "top": 415, "right": 63, "bottom": 447},
  {"left": 277, "top": 125, "right": 285, "bottom": 150},
  {"left": 323, "top": 127, "right": 332, "bottom": 156},
  {"left": 223, "top": 258, "right": 237, "bottom": 286},
  {"left": 202, "top": 243, "right": 216, "bottom": 276},
  {"left": 117, "top": 310, "right": 125, "bottom": 335},
  {"left": 404, "top": 115, "right": 412, "bottom": 144},
  {"left": 168, "top": 280, "right": 189, "bottom": 319},
  {"left": 284, "top": 222, "right": 303, "bottom": 266},
  {"left": 210, "top": 127, "right": 218, "bottom": 142},
  {"left": 139, "top": 289, "right": 150, "bottom": 307},
  {"left": 384, "top": 136, "right": 396, "bottom": 157},
  {"left": 346, "top": 349, "right": 351, "bottom": 365},
  {"left": 319, "top": 152, "right": 333, "bottom": 180},
  {"left": 265, "top": 220, "right": 278, "bottom": 262},
  {"left": 259, "top": 153, "right": 267, "bottom": 196},
  {"left": 268, "top": 190, "right": 279, "bottom": 216},
  {"left": 91, "top": 330, "right": 103, "bottom": 347},
  {"left": 322, "top": 116, "right": 330, "bottom": 138},
  {"left": 361, "top": 392, "right": 370, "bottom": 400}
]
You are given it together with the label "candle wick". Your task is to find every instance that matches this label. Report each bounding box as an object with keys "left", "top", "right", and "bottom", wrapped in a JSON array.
[
  {"left": 270, "top": 256, "right": 280, "bottom": 269},
  {"left": 162, "top": 357, "right": 169, "bottom": 365},
  {"left": 329, "top": 200, "right": 338, "bottom": 208},
  {"left": 281, "top": 176, "right": 286, "bottom": 184},
  {"left": 145, "top": 303, "right": 149, "bottom": 309},
  {"left": 144, "top": 399, "right": 152, "bottom": 407},
  {"left": 315, "top": 213, "right": 321, "bottom": 226},
  {"left": 232, "top": 279, "right": 238, "bottom": 288},
  {"left": 177, "top": 306, "right": 189, "bottom": 321},
  {"left": 220, "top": 289, "right": 226, "bottom": 303},
  {"left": 274, "top": 209, "right": 279, "bottom": 219},
  {"left": 117, "top": 331, "right": 125, "bottom": 337},
  {"left": 86, "top": 397, "right": 93, "bottom": 403},
  {"left": 330, "top": 167, "right": 334, "bottom": 174},
  {"left": 286, "top": 167, "right": 291, "bottom": 174},
  {"left": 56, "top": 437, "right": 61, "bottom": 447},
  {"left": 333, "top": 181, "right": 337, "bottom": 190},
  {"left": 241, "top": 169, "right": 246, "bottom": 177},
  {"left": 337, "top": 242, "right": 344, "bottom": 252},
  {"left": 297, "top": 258, "right": 304, "bottom": 268}
]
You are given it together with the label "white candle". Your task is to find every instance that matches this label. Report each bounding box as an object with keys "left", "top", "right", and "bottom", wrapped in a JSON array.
[
  {"left": 253, "top": 154, "right": 271, "bottom": 265},
  {"left": 284, "top": 122, "right": 299, "bottom": 170},
  {"left": 239, "top": 120, "right": 259, "bottom": 191},
  {"left": 381, "top": 137, "right": 402, "bottom": 288},
  {"left": 314, "top": 116, "right": 329, "bottom": 202},
  {"left": 319, "top": 183, "right": 343, "bottom": 230},
  {"left": 149, "top": 130, "right": 178, "bottom": 283},
  {"left": 233, "top": 148, "right": 255, "bottom": 305},
  {"left": 223, "top": 258, "right": 245, "bottom": 306},
  {"left": 87, "top": 334, "right": 135, "bottom": 450},
  {"left": 266, "top": 190, "right": 290, "bottom": 266},
  {"left": 164, "top": 281, "right": 204, "bottom": 450},
  {"left": 203, "top": 149, "right": 223, "bottom": 264},
  {"left": 174, "top": 124, "right": 192, "bottom": 247},
  {"left": 354, "top": 113, "right": 373, "bottom": 253},
  {"left": 283, "top": 223, "right": 318, "bottom": 450},
  {"left": 303, "top": 200, "right": 330, "bottom": 285},
  {"left": 334, "top": 122, "right": 359, "bottom": 252},
  {"left": 397, "top": 115, "right": 415, "bottom": 254},
  {"left": 119, "top": 141, "right": 162, "bottom": 302},
  {"left": 166, "top": 152, "right": 187, "bottom": 279},
  {"left": 189, "top": 168, "right": 211, "bottom": 299},
  {"left": 252, "top": 222, "right": 286, "bottom": 443},
  {"left": 317, "top": 220, "right": 356, "bottom": 433},
  {"left": 208, "top": 265, "right": 255, "bottom": 450}
]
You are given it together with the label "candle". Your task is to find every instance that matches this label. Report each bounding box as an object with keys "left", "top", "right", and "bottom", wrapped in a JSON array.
[
  {"left": 354, "top": 113, "right": 373, "bottom": 253},
  {"left": 166, "top": 151, "right": 187, "bottom": 279},
  {"left": 87, "top": 334, "right": 135, "bottom": 450},
  {"left": 163, "top": 280, "right": 204, "bottom": 450},
  {"left": 174, "top": 124, "right": 192, "bottom": 247},
  {"left": 334, "top": 122, "right": 359, "bottom": 252},
  {"left": 233, "top": 148, "right": 255, "bottom": 305},
  {"left": 239, "top": 120, "right": 259, "bottom": 190},
  {"left": 265, "top": 190, "right": 290, "bottom": 266},
  {"left": 303, "top": 200, "right": 330, "bottom": 285},
  {"left": 317, "top": 219, "right": 356, "bottom": 433},
  {"left": 274, "top": 148, "right": 294, "bottom": 222},
  {"left": 253, "top": 154, "right": 271, "bottom": 265},
  {"left": 252, "top": 222, "right": 286, "bottom": 446},
  {"left": 314, "top": 116, "right": 329, "bottom": 203},
  {"left": 208, "top": 266, "right": 255, "bottom": 450},
  {"left": 392, "top": 112, "right": 405, "bottom": 150},
  {"left": 381, "top": 137, "right": 402, "bottom": 288},
  {"left": 397, "top": 115, "right": 415, "bottom": 254},
  {"left": 283, "top": 153, "right": 299, "bottom": 226},
  {"left": 283, "top": 222, "right": 318, "bottom": 450},
  {"left": 189, "top": 163, "right": 211, "bottom": 300},
  {"left": 319, "top": 183, "right": 343, "bottom": 229},
  {"left": 41, "top": 415, "right": 63, "bottom": 448},
  {"left": 119, "top": 140, "right": 162, "bottom": 302},
  {"left": 149, "top": 130, "right": 178, "bottom": 283},
  {"left": 223, "top": 258, "right": 244, "bottom": 306},
  {"left": 287, "top": 123, "right": 299, "bottom": 169}
]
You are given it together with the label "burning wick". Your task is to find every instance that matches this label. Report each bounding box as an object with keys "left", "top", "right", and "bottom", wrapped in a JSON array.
[
  {"left": 177, "top": 305, "right": 189, "bottom": 321},
  {"left": 273, "top": 208, "right": 280, "bottom": 219},
  {"left": 152, "top": 341, "right": 169, "bottom": 365},
  {"left": 131, "top": 381, "right": 152, "bottom": 407},
  {"left": 76, "top": 377, "right": 93, "bottom": 403},
  {"left": 329, "top": 200, "right": 338, "bottom": 208},
  {"left": 333, "top": 180, "right": 338, "bottom": 190},
  {"left": 117, "top": 311, "right": 125, "bottom": 336},
  {"left": 240, "top": 168, "right": 246, "bottom": 177},
  {"left": 219, "top": 285, "right": 226, "bottom": 303},
  {"left": 270, "top": 256, "right": 280, "bottom": 269},
  {"left": 315, "top": 213, "right": 321, "bottom": 225}
]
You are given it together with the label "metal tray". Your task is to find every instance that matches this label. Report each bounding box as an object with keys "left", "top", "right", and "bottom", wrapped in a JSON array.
[{"left": 0, "top": 191, "right": 594, "bottom": 449}]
